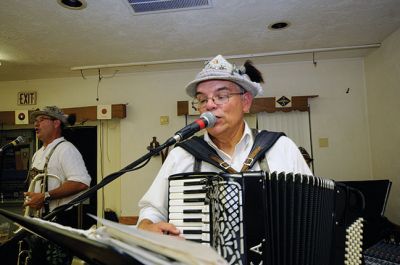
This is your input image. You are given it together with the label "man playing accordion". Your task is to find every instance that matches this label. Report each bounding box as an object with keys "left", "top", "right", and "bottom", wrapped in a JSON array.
[{"left": 137, "top": 55, "right": 312, "bottom": 235}]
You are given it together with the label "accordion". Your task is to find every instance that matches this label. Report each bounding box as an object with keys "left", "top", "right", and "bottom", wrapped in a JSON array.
[{"left": 168, "top": 171, "right": 364, "bottom": 265}]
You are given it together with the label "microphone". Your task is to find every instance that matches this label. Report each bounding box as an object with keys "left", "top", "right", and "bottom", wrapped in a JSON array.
[
  {"left": 0, "top": 136, "right": 25, "bottom": 153},
  {"left": 169, "top": 112, "right": 217, "bottom": 144}
]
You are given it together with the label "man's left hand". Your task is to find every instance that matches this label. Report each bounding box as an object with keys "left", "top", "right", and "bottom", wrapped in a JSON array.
[{"left": 24, "top": 192, "right": 45, "bottom": 210}]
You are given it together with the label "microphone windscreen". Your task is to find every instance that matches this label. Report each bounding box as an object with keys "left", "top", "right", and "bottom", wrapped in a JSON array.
[{"left": 200, "top": 112, "right": 217, "bottom": 128}]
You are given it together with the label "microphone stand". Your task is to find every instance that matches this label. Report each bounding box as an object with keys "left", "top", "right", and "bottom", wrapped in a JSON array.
[{"left": 0, "top": 136, "right": 177, "bottom": 248}]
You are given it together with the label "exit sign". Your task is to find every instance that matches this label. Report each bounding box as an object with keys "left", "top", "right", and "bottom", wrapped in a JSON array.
[{"left": 18, "top": 91, "right": 37, "bottom": 105}]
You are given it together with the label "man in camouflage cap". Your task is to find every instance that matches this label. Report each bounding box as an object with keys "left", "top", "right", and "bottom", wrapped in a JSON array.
[{"left": 24, "top": 106, "right": 91, "bottom": 265}]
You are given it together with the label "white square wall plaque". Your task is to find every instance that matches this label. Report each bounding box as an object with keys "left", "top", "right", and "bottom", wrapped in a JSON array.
[
  {"left": 15, "top": 110, "right": 29, "bottom": 124},
  {"left": 97, "top": 105, "right": 112, "bottom": 120}
]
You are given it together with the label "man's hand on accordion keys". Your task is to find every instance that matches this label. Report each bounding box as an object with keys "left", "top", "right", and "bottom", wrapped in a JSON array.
[{"left": 137, "top": 219, "right": 181, "bottom": 237}]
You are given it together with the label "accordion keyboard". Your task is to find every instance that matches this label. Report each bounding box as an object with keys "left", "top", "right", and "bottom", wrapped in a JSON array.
[{"left": 168, "top": 175, "right": 211, "bottom": 244}]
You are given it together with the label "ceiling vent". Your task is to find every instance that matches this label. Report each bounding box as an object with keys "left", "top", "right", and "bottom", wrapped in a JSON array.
[{"left": 127, "top": 0, "right": 212, "bottom": 14}]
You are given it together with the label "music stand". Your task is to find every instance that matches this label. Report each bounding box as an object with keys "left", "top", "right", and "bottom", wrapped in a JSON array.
[
  {"left": 338, "top": 179, "right": 393, "bottom": 248},
  {"left": 339, "top": 180, "right": 391, "bottom": 218},
  {"left": 0, "top": 209, "right": 143, "bottom": 265}
]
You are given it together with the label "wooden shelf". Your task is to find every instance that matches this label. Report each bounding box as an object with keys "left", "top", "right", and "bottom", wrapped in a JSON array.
[
  {"left": 0, "top": 104, "right": 127, "bottom": 125},
  {"left": 250, "top": 95, "right": 318, "bottom": 113},
  {"left": 177, "top": 95, "right": 318, "bottom": 116}
]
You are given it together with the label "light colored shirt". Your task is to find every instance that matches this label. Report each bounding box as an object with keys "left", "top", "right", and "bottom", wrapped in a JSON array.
[
  {"left": 138, "top": 122, "right": 312, "bottom": 224},
  {"left": 32, "top": 137, "right": 91, "bottom": 210}
]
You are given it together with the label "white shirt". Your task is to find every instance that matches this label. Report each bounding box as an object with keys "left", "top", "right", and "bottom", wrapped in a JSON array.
[
  {"left": 138, "top": 122, "right": 312, "bottom": 224},
  {"left": 32, "top": 137, "right": 91, "bottom": 210}
]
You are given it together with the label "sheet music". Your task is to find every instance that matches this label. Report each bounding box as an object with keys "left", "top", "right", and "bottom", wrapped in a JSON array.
[
  {"left": 30, "top": 215, "right": 227, "bottom": 265},
  {"left": 92, "top": 231, "right": 181, "bottom": 265},
  {"left": 90, "top": 214, "right": 227, "bottom": 265}
]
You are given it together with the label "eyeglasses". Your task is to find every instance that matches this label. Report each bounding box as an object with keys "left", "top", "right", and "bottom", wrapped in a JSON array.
[
  {"left": 192, "top": 92, "right": 244, "bottom": 110},
  {"left": 34, "top": 117, "right": 55, "bottom": 124}
]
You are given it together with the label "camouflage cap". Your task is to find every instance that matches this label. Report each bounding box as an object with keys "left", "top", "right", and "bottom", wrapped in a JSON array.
[{"left": 30, "top": 106, "right": 69, "bottom": 125}]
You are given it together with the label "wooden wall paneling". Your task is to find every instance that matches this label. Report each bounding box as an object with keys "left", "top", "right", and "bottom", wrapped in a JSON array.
[
  {"left": 0, "top": 104, "right": 127, "bottom": 125},
  {"left": 177, "top": 101, "right": 189, "bottom": 116},
  {"left": 249, "top": 97, "right": 276, "bottom": 113},
  {"left": 0, "top": 111, "right": 16, "bottom": 125}
]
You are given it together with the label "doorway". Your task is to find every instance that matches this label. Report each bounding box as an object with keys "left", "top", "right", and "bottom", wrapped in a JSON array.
[{"left": 63, "top": 126, "right": 97, "bottom": 229}]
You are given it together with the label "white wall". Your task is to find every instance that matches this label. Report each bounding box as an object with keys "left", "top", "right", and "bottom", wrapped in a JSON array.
[
  {"left": 365, "top": 27, "right": 400, "bottom": 223},
  {"left": 0, "top": 57, "right": 373, "bottom": 220},
  {"left": 262, "top": 59, "right": 371, "bottom": 181}
]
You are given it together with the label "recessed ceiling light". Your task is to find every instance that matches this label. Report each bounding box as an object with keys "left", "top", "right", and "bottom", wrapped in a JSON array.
[
  {"left": 57, "top": 0, "right": 87, "bottom": 10},
  {"left": 268, "top": 21, "right": 290, "bottom": 30}
]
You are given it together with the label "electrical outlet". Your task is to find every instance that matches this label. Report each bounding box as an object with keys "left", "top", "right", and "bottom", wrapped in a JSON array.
[
  {"left": 160, "top": 116, "right": 169, "bottom": 125},
  {"left": 319, "top": 138, "right": 329, "bottom": 148}
]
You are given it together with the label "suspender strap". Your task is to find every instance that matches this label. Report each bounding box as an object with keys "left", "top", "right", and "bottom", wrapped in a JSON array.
[
  {"left": 176, "top": 137, "right": 237, "bottom": 173},
  {"left": 43, "top": 140, "right": 66, "bottom": 177},
  {"left": 42, "top": 140, "right": 66, "bottom": 214},
  {"left": 240, "top": 130, "right": 285, "bottom": 172},
  {"left": 193, "top": 157, "right": 202, "bottom": 172},
  {"left": 177, "top": 129, "right": 285, "bottom": 173}
]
